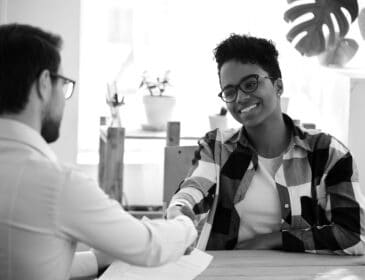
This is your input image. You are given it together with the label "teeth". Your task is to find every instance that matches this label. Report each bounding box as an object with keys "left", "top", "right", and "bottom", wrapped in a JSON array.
[{"left": 240, "top": 104, "right": 257, "bottom": 113}]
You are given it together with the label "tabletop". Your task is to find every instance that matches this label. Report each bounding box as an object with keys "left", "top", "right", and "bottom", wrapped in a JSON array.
[
  {"left": 99, "top": 250, "right": 365, "bottom": 280},
  {"left": 196, "top": 250, "right": 365, "bottom": 280}
]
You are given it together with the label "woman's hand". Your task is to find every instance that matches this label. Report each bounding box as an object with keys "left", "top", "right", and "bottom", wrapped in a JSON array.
[
  {"left": 234, "top": 231, "right": 282, "bottom": 250},
  {"left": 166, "top": 205, "right": 196, "bottom": 222}
]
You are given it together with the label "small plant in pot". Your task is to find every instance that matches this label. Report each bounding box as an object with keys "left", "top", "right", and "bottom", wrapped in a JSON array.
[
  {"left": 209, "top": 106, "right": 228, "bottom": 131},
  {"left": 105, "top": 81, "right": 125, "bottom": 127},
  {"left": 139, "top": 70, "right": 171, "bottom": 96},
  {"left": 139, "top": 70, "right": 176, "bottom": 131}
]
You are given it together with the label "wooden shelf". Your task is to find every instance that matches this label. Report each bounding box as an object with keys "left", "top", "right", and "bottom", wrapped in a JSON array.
[{"left": 100, "top": 126, "right": 200, "bottom": 141}]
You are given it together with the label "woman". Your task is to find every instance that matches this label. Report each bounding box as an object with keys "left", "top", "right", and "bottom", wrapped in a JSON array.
[{"left": 167, "top": 34, "right": 365, "bottom": 255}]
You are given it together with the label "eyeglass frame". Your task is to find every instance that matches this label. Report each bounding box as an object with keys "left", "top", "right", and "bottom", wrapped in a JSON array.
[
  {"left": 50, "top": 73, "right": 76, "bottom": 100},
  {"left": 218, "top": 74, "right": 274, "bottom": 103}
]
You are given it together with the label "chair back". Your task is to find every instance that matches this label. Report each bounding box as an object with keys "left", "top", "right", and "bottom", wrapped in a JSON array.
[{"left": 163, "top": 145, "right": 197, "bottom": 204}]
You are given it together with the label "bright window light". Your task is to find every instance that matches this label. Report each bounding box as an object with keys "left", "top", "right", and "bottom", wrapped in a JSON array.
[{"left": 78, "top": 0, "right": 364, "bottom": 164}]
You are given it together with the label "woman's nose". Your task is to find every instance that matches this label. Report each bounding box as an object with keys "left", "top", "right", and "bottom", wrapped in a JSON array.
[{"left": 235, "top": 88, "right": 250, "bottom": 103}]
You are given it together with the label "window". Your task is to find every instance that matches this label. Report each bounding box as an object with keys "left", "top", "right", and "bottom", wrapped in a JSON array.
[{"left": 78, "top": 0, "right": 365, "bottom": 163}]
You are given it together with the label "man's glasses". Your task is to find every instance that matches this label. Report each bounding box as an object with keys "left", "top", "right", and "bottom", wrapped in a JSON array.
[
  {"left": 218, "top": 74, "right": 272, "bottom": 103},
  {"left": 50, "top": 73, "right": 76, "bottom": 100}
]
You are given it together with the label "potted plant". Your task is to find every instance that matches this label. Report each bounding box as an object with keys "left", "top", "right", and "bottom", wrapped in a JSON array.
[
  {"left": 209, "top": 107, "right": 228, "bottom": 131},
  {"left": 284, "top": 0, "right": 365, "bottom": 67},
  {"left": 106, "top": 82, "right": 125, "bottom": 127},
  {"left": 139, "top": 70, "right": 176, "bottom": 131}
]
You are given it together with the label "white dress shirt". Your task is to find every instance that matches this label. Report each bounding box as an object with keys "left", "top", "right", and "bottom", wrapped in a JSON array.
[{"left": 0, "top": 119, "right": 197, "bottom": 280}]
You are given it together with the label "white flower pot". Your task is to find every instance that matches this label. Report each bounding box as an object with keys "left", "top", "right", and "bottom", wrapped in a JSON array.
[
  {"left": 209, "top": 115, "right": 228, "bottom": 131},
  {"left": 142, "top": 95, "right": 176, "bottom": 131}
]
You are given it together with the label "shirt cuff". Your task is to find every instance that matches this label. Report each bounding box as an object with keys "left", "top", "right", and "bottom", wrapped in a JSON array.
[
  {"left": 174, "top": 215, "right": 198, "bottom": 244},
  {"left": 169, "top": 200, "right": 192, "bottom": 209},
  {"left": 70, "top": 250, "right": 98, "bottom": 278}
]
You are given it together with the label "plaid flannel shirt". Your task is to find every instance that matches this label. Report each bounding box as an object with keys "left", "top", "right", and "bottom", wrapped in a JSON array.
[{"left": 171, "top": 114, "right": 365, "bottom": 254}]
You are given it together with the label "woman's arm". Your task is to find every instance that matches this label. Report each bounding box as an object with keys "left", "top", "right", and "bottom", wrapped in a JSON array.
[{"left": 282, "top": 139, "right": 365, "bottom": 255}]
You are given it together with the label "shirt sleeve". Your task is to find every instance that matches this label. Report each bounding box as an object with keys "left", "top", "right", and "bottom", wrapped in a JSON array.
[
  {"left": 70, "top": 251, "right": 98, "bottom": 278},
  {"left": 282, "top": 138, "right": 365, "bottom": 255},
  {"left": 56, "top": 169, "right": 197, "bottom": 274},
  {"left": 168, "top": 135, "right": 218, "bottom": 223}
]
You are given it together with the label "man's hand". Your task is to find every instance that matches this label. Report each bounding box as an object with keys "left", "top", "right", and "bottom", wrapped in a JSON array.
[
  {"left": 234, "top": 231, "right": 282, "bottom": 250},
  {"left": 166, "top": 205, "right": 197, "bottom": 255}
]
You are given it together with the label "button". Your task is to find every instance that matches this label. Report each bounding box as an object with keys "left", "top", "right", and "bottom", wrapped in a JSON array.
[
  {"left": 281, "top": 219, "right": 285, "bottom": 223},
  {"left": 284, "top": 204, "right": 289, "bottom": 209}
]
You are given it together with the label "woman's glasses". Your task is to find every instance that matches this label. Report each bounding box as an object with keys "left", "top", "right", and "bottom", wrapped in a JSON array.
[{"left": 218, "top": 74, "right": 272, "bottom": 103}]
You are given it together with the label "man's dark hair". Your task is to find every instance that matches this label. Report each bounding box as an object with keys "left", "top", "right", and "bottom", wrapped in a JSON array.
[
  {"left": 213, "top": 34, "right": 282, "bottom": 81},
  {"left": 0, "top": 23, "right": 62, "bottom": 114}
]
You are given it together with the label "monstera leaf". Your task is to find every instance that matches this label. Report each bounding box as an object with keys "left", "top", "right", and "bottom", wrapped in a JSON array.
[{"left": 284, "top": 0, "right": 359, "bottom": 57}]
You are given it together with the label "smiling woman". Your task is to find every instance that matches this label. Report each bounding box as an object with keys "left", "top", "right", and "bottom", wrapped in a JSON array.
[
  {"left": 76, "top": 0, "right": 365, "bottom": 208},
  {"left": 166, "top": 33, "right": 365, "bottom": 254},
  {"left": 219, "top": 61, "right": 283, "bottom": 133}
]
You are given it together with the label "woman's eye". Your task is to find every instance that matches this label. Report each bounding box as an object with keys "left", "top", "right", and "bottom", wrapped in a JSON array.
[
  {"left": 223, "top": 88, "right": 236, "bottom": 98},
  {"left": 242, "top": 81, "right": 257, "bottom": 91}
]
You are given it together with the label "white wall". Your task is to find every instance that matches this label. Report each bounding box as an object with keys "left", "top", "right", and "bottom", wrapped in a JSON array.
[
  {"left": 348, "top": 76, "right": 365, "bottom": 187},
  {"left": 5, "top": 0, "right": 81, "bottom": 163},
  {"left": 319, "top": 69, "right": 365, "bottom": 188},
  {"left": 0, "top": 0, "right": 7, "bottom": 24}
]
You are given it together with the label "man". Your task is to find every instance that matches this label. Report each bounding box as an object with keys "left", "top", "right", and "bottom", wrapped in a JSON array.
[
  {"left": 0, "top": 23, "right": 197, "bottom": 280},
  {"left": 167, "top": 34, "right": 365, "bottom": 254}
]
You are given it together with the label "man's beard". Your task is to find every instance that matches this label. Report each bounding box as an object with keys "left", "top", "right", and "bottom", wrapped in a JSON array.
[{"left": 41, "top": 116, "right": 61, "bottom": 143}]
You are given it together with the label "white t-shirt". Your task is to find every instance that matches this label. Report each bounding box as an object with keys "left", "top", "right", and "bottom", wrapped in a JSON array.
[
  {"left": 235, "top": 154, "right": 282, "bottom": 243},
  {"left": 0, "top": 119, "right": 197, "bottom": 280}
]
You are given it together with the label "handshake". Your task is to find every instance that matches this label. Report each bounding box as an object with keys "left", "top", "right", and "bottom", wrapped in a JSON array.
[
  {"left": 166, "top": 204, "right": 198, "bottom": 254},
  {"left": 166, "top": 204, "right": 196, "bottom": 222}
]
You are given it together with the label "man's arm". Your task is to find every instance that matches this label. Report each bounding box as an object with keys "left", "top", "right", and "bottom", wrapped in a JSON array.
[
  {"left": 70, "top": 250, "right": 113, "bottom": 279},
  {"left": 57, "top": 170, "right": 197, "bottom": 278}
]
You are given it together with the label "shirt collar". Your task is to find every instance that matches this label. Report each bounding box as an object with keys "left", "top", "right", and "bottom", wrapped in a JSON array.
[
  {"left": 0, "top": 118, "right": 58, "bottom": 163},
  {"left": 227, "top": 114, "right": 313, "bottom": 152}
]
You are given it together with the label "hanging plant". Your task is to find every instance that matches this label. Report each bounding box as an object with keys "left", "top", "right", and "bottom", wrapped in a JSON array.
[{"left": 284, "top": 0, "right": 360, "bottom": 66}]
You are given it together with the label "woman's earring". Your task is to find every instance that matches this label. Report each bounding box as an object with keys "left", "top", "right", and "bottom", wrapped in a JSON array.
[{"left": 276, "top": 80, "right": 283, "bottom": 96}]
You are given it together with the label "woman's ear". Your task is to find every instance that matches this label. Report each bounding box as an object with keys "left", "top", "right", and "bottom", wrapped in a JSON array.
[
  {"left": 36, "top": 69, "right": 52, "bottom": 101},
  {"left": 275, "top": 78, "right": 283, "bottom": 96}
]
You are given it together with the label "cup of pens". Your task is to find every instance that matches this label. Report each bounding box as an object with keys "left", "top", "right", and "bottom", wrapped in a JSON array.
[{"left": 106, "top": 82, "right": 125, "bottom": 127}]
